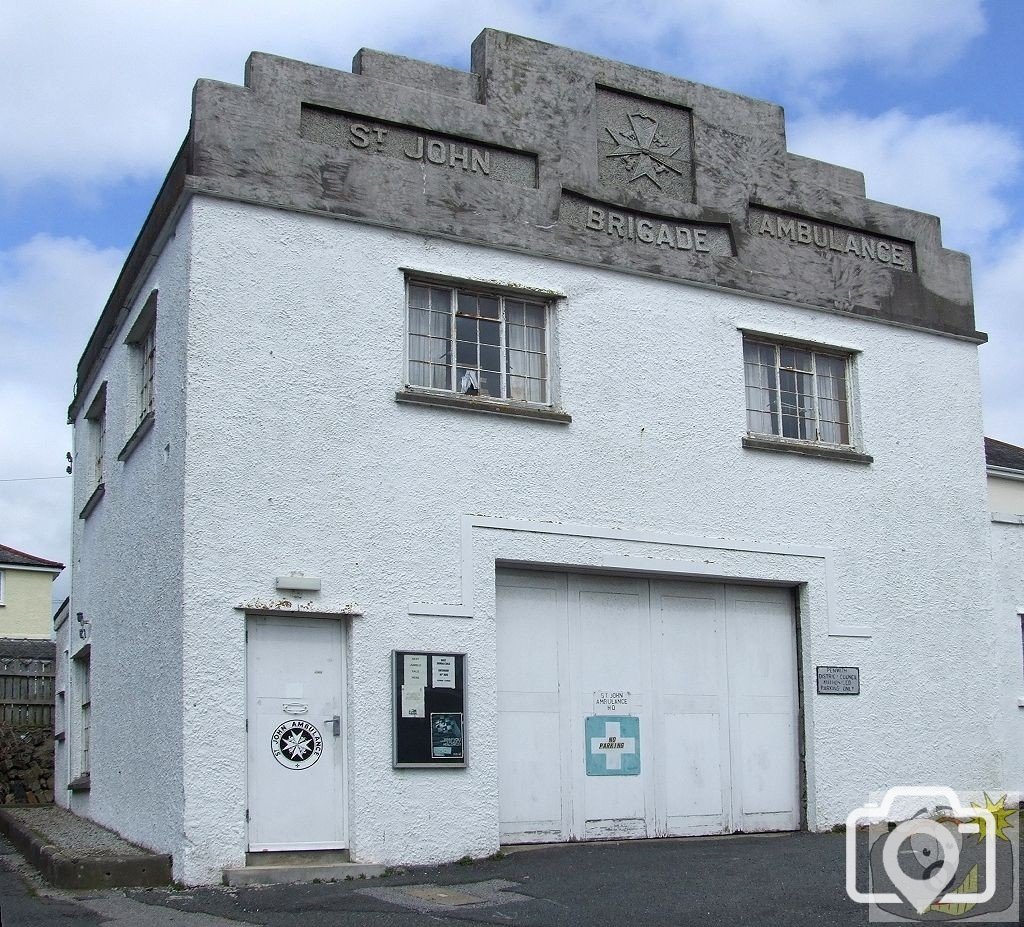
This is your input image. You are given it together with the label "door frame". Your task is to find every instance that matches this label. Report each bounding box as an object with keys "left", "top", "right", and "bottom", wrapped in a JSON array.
[{"left": 244, "top": 613, "right": 351, "bottom": 851}]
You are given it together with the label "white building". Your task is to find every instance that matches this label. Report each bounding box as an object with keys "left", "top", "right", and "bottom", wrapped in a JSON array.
[{"left": 59, "top": 31, "right": 1022, "bottom": 885}]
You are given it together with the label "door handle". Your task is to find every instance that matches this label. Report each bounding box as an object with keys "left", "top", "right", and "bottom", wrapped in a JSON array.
[{"left": 324, "top": 715, "right": 341, "bottom": 737}]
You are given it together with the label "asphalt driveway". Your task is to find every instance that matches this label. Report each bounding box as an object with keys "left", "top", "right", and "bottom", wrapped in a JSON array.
[{"left": 3, "top": 830, "right": 877, "bottom": 926}]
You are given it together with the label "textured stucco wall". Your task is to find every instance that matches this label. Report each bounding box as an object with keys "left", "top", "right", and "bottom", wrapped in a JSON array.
[
  {"left": 168, "top": 196, "right": 1003, "bottom": 883},
  {"left": 0, "top": 569, "right": 56, "bottom": 638},
  {"left": 66, "top": 208, "right": 191, "bottom": 865},
  {"left": 990, "top": 520, "right": 1024, "bottom": 792}
]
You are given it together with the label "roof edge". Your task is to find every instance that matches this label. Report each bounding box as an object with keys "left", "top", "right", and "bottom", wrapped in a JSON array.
[{"left": 69, "top": 135, "right": 191, "bottom": 420}]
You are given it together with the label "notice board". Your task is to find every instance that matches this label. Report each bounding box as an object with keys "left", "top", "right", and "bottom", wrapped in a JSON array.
[{"left": 392, "top": 651, "right": 466, "bottom": 767}]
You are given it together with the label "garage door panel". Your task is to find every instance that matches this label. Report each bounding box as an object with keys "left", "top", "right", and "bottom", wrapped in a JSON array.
[
  {"left": 574, "top": 587, "right": 648, "bottom": 693},
  {"left": 498, "top": 710, "right": 564, "bottom": 838},
  {"left": 654, "top": 590, "right": 724, "bottom": 696},
  {"left": 735, "top": 712, "right": 799, "bottom": 822},
  {"left": 662, "top": 712, "right": 725, "bottom": 819},
  {"left": 660, "top": 693, "right": 721, "bottom": 714},
  {"left": 496, "top": 583, "right": 562, "bottom": 694},
  {"left": 498, "top": 690, "right": 560, "bottom": 713},
  {"left": 571, "top": 578, "right": 651, "bottom": 838},
  {"left": 497, "top": 575, "right": 570, "bottom": 842},
  {"left": 584, "top": 817, "right": 649, "bottom": 839},
  {"left": 726, "top": 591, "right": 796, "bottom": 698}
]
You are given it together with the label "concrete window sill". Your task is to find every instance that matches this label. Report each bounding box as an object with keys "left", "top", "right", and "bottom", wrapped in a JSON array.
[
  {"left": 395, "top": 389, "right": 571, "bottom": 424},
  {"left": 117, "top": 411, "right": 155, "bottom": 462},
  {"left": 67, "top": 774, "right": 91, "bottom": 793},
  {"left": 79, "top": 483, "right": 106, "bottom": 520},
  {"left": 742, "top": 434, "right": 873, "bottom": 464}
]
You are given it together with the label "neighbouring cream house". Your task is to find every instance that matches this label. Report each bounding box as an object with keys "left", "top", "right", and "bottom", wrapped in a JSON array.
[
  {"left": 58, "top": 30, "right": 1023, "bottom": 885},
  {"left": 0, "top": 543, "right": 63, "bottom": 640}
]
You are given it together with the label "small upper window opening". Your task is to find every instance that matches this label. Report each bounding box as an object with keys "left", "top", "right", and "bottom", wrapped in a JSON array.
[{"left": 124, "top": 290, "right": 157, "bottom": 427}]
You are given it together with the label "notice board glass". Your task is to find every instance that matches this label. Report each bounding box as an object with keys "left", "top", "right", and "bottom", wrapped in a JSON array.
[{"left": 392, "top": 651, "right": 466, "bottom": 767}]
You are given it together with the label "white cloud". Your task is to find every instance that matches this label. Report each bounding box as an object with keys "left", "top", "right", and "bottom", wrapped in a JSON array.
[
  {"left": 0, "top": 235, "right": 124, "bottom": 603},
  {"left": 788, "top": 110, "right": 1023, "bottom": 253},
  {"left": 0, "top": 0, "right": 986, "bottom": 192},
  {"left": 594, "top": 0, "right": 985, "bottom": 89}
]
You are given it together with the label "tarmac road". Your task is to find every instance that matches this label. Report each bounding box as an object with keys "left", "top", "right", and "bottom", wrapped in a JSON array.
[{"left": 2, "top": 830, "right": 879, "bottom": 926}]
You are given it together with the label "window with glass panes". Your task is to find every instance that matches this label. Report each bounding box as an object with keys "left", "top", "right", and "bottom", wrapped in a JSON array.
[
  {"left": 79, "top": 659, "right": 91, "bottom": 776},
  {"left": 407, "top": 282, "right": 549, "bottom": 403},
  {"left": 139, "top": 322, "right": 155, "bottom": 421},
  {"left": 743, "top": 337, "right": 851, "bottom": 445}
]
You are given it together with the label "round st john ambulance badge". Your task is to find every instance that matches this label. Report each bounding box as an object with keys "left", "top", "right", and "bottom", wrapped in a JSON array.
[{"left": 271, "top": 719, "right": 323, "bottom": 770}]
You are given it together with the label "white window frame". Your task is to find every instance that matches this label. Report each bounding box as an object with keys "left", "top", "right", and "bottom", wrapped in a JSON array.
[
  {"left": 139, "top": 323, "right": 155, "bottom": 421},
  {"left": 404, "top": 277, "right": 553, "bottom": 406},
  {"left": 79, "top": 657, "right": 91, "bottom": 777},
  {"left": 0, "top": 569, "right": 5, "bottom": 606},
  {"left": 124, "top": 290, "right": 158, "bottom": 427},
  {"left": 1018, "top": 611, "right": 1024, "bottom": 687},
  {"left": 84, "top": 383, "right": 107, "bottom": 488},
  {"left": 742, "top": 333, "right": 856, "bottom": 447}
]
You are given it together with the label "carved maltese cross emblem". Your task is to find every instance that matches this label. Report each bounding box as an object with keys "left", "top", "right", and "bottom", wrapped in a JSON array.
[{"left": 604, "top": 111, "right": 684, "bottom": 188}]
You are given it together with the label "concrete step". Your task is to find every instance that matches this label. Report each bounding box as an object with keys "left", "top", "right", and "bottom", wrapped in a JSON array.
[
  {"left": 0, "top": 805, "right": 172, "bottom": 889},
  {"left": 245, "top": 849, "right": 350, "bottom": 866},
  {"left": 223, "top": 861, "right": 387, "bottom": 886}
]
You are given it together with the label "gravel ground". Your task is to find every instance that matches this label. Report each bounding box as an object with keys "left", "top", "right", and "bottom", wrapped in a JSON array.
[{"left": 4, "top": 805, "right": 153, "bottom": 859}]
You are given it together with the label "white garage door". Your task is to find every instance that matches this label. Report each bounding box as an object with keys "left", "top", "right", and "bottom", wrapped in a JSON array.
[{"left": 496, "top": 570, "right": 800, "bottom": 843}]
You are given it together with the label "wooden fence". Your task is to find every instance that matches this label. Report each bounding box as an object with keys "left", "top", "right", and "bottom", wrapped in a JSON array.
[{"left": 0, "top": 650, "right": 55, "bottom": 730}]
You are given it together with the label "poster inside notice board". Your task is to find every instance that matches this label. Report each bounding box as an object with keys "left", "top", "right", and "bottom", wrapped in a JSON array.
[{"left": 392, "top": 651, "right": 466, "bottom": 767}]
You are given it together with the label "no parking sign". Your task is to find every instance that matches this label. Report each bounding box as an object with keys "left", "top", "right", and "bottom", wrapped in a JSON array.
[{"left": 585, "top": 715, "right": 641, "bottom": 776}]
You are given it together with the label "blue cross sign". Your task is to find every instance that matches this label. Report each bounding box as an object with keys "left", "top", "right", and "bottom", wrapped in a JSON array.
[{"left": 585, "top": 715, "right": 641, "bottom": 776}]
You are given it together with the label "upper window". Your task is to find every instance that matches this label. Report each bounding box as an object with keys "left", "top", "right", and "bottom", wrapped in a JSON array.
[
  {"left": 406, "top": 281, "right": 549, "bottom": 405},
  {"left": 125, "top": 290, "right": 157, "bottom": 427},
  {"left": 84, "top": 383, "right": 107, "bottom": 488},
  {"left": 1018, "top": 612, "right": 1023, "bottom": 685},
  {"left": 743, "top": 336, "right": 852, "bottom": 446},
  {"left": 138, "top": 322, "right": 155, "bottom": 421},
  {"left": 79, "top": 657, "right": 91, "bottom": 777},
  {"left": 0, "top": 569, "right": 4, "bottom": 606}
]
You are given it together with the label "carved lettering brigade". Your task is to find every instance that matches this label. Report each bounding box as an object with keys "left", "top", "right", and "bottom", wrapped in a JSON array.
[
  {"left": 560, "top": 194, "right": 734, "bottom": 258},
  {"left": 587, "top": 205, "right": 712, "bottom": 252},
  {"left": 750, "top": 208, "right": 914, "bottom": 272}
]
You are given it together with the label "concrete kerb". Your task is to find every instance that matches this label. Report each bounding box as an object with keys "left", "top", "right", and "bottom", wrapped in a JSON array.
[{"left": 0, "top": 806, "right": 172, "bottom": 889}]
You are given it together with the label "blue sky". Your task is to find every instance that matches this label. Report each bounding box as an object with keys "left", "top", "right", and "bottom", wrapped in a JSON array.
[{"left": 2, "top": 0, "right": 1021, "bottom": 600}]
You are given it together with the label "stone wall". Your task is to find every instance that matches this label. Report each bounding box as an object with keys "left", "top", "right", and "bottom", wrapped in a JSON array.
[{"left": 0, "top": 724, "right": 55, "bottom": 805}]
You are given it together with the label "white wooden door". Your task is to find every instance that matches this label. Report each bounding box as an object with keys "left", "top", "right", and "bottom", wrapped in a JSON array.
[
  {"left": 569, "top": 574, "right": 653, "bottom": 839},
  {"left": 246, "top": 617, "right": 347, "bottom": 851},
  {"left": 496, "top": 572, "right": 572, "bottom": 843},
  {"left": 725, "top": 585, "right": 801, "bottom": 832},
  {"left": 650, "top": 581, "right": 733, "bottom": 836},
  {"left": 496, "top": 571, "right": 800, "bottom": 843}
]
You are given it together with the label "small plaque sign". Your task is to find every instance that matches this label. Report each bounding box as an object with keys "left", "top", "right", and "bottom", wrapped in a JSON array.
[
  {"left": 816, "top": 665, "right": 860, "bottom": 695},
  {"left": 593, "top": 690, "right": 632, "bottom": 714}
]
